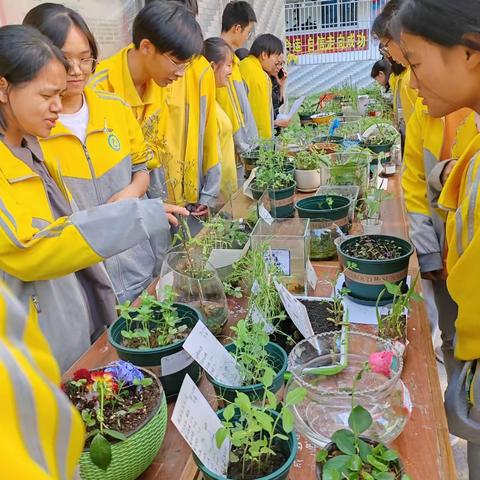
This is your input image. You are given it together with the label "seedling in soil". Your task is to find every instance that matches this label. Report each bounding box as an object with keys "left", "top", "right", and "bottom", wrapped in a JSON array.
[{"left": 342, "top": 237, "right": 403, "bottom": 261}]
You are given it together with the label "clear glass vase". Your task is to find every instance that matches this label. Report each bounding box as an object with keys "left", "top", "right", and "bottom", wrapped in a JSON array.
[
  {"left": 157, "top": 249, "right": 228, "bottom": 336},
  {"left": 286, "top": 331, "right": 411, "bottom": 447}
]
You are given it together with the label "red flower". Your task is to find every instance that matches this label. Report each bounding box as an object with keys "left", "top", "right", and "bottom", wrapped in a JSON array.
[
  {"left": 369, "top": 351, "right": 394, "bottom": 378},
  {"left": 73, "top": 368, "right": 92, "bottom": 383}
]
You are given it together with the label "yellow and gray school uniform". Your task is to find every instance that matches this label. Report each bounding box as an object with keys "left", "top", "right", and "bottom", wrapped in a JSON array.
[
  {"left": 239, "top": 55, "right": 274, "bottom": 141},
  {"left": 216, "top": 53, "right": 258, "bottom": 153},
  {"left": 91, "top": 46, "right": 221, "bottom": 207},
  {"left": 0, "top": 135, "right": 170, "bottom": 371},
  {"left": 0, "top": 281, "right": 84, "bottom": 479},
  {"left": 40, "top": 87, "right": 165, "bottom": 303}
]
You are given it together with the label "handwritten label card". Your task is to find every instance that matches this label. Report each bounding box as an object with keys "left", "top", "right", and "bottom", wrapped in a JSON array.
[
  {"left": 172, "top": 375, "right": 230, "bottom": 476},
  {"left": 306, "top": 260, "right": 318, "bottom": 290},
  {"left": 274, "top": 279, "right": 314, "bottom": 339},
  {"left": 183, "top": 321, "right": 242, "bottom": 386},
  {"left": 161, "top": 349, "right": 194, "bottom": 376},
  {"left": 258, "top": 204, "right": 274, "bottom": 225}
]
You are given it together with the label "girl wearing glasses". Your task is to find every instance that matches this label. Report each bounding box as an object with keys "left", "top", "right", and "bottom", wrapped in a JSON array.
[{"left": 23, "top": 5, "right": 185, "bottom": 305}]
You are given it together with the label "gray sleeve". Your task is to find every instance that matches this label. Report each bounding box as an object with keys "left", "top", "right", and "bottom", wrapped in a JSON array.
[
  {"left": 132, "top": 162, "right": 149, "bottom": 174},
  {"left": 427, "top": 160, "right": 451, "bottom": 209},
  {"left": 407, "top": 212, "right": 443, "bottom": 272},
  {"left": 70, "top": 198, "right": 170, "bottom": 259},
  {"left": 199, "top": 163, "right": 221, "bottom": 207}
]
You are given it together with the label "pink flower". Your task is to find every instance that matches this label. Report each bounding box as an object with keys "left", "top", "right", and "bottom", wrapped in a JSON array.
[{"left": 369, "top": 351, "right": 394, "bottom": 378}]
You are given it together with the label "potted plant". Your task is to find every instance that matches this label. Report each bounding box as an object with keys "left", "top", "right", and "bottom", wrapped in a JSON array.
[
  {"left": 360, "top": 187, "right": 393, "bottom": 235},
  {"left": 360, "top": 123, "right": 399, "bottom": 156},
  {"left": 108, "top": 287, "right": 202, "bottom": 398},
  {"left": 206, "top": 318, "right": 288, "bottom": 403},
  {"left": 63, "top": 361, "right": 168, "bottom": 480},
  {"left": 241, "top": 146, "right": 260, "bottom": 179},
  {"left": 339, "top": 235, "right": 414, "bottom": 305},
  {"left": 296, "top": 195, "right": 351, "bottom": 233},
  {"left": 294, "top": 150, "right": 326, "bottom": 192},
  {"left": 376, "top": 276, "right": 423, "bottom": 346},
  {"left": 316, "top": 355, "right": 410, "bottom": 480},
  {"left": 194, "top": 386, "right": 307, "bottom": 480},
  {"left": 298, "top": 97, "right": 318, "bottom": 126}
]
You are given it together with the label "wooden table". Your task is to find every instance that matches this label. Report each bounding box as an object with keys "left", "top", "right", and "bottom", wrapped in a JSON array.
[{"left": 65, "top": 175, "right": 456, "bottom": 479}]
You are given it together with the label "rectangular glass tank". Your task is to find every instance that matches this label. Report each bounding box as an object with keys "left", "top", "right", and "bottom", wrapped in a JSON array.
[{"left": 250, "top": 218, "right": 310, "bottom": 295}]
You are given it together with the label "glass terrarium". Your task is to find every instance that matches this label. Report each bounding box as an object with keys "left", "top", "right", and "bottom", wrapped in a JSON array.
[
  {"left": 157, "top": 249, "right": 228, "bottom": 336},
  {"left": 286, "top": 331, "right": 411, "bottom": 447},
  {"left": 250, "top": 218, "right": 310, "bottom": 295},
  {"left": 321, "top": 150, "right": 371, "bottom": 197},
  {"left": 309, "top": 221, "right": 343, "bottom": 261}
]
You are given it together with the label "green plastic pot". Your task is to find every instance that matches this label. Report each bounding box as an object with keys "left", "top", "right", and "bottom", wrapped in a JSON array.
[
  {"left": 296, "top": 195, "right": 351, "bottom": 233},
  {"left": 268, "top": 181, "right": 296, "bottom": 218},
  {"left": 193, "top": 408, "right": 298, "bottom": 480},
  {"left": 251, "top": 181, "right": 265, "bottom": 200},
  {"left": 79, "top": 370, "right": 168, "bottom": 480},
  {"left": 316, "top": 438, "right": 404, "bottom": 480},
  {"left": 313, "top": 135, "right": 344, "bottom": 145},
  {"left": 206, "top": 342, "right": 288, "bottom": 403},
  {"left": 108, "top": 303, "right": 202, "bottom": 399},
  {"left": 339, "top": 235, "right": 414, "bottom": 304},
  {"left": 242, "top": 149, "right": 260, "bottom": 178},
  {"left": 361, "top": 142, "right": 394, "bottom": 157}
]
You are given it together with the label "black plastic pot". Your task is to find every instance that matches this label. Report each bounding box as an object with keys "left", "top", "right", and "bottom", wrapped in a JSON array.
[
  {"left": 250, "top": 181, "right": 265, "bottom": 200},
  {"left": 268, "top": 181, "right": 296, "bottom": 218},
  {"left": 299, "top": 113, "right": 313, "bottom": 126},
  {"left": 338, "top": 235, "right": 414, "bottom": 305},
  {"left": 313, "top": 135, "right": 344, "bottom": 145},
  {"left": 194, "top": 408, "right": 298, "bottom": 480},
  {"left": 206, "top": 342, "right": 288, "bottom": 403},
  {"left": 108, "top": 303, "right": 202, "bottom": 399},
  {"left": 241, "top": 149, "right": 260, "bottom": 178}
]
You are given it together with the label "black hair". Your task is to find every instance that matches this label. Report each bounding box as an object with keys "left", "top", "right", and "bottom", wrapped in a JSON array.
[
  {"left": 395, "top": 0, "right": 480, "bottom": 51},
  {"left": 371, "top": 59, "right": 392, "bottom": 92},
  {"left": 132, "top": 2, "right": 203, "bottom": 60},
  {"left": 250, "top": 34, "right": 284, "bottom": 57},
  {"left": 371, "top": 0, "right": 405, "bottom": 40},
  {"left": 145, "top": 0, "right": 199, "bottom": 17},
  {"left": 222, "top": 1, "right": 257, "bottom": 32},
  {"left": 204, "top": 37, "right": 232, "bottom": 65},
  {"left": 235, "top": 47, "right": 250, "bottom": 61},
  {"left": 23, "top": 3, "right": 98, "bottom": 61},
  {"left": 0, "top": 25, "right": 68, "bottom": 130},
  {"left": 389, "top": 58, "right": 406, "bottom": 76}
]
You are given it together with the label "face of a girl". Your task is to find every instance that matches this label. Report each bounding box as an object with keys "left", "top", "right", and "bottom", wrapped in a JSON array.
[
  {"left": 401, "top": 32, "right": 480, "bottom": 117},
  {"left": 62, "top": 25, "right": 95, "bottom": 98},
  {"left": 2, "top": 58, "right": 66, "bottom": 138},
  {"left": 214, "top": 53, "right": 233, "bottom": 87},
  {"left": 380, "top": 37, "right": 408, "bottom": 67}
]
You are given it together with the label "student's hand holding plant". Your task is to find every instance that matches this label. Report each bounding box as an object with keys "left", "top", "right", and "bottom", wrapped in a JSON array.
[{"left": 164, "top": 203, "right": 190, "bottom": 226}]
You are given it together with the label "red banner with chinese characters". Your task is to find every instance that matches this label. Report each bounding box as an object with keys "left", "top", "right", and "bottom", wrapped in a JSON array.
[{"left": 286, "top": 29, "right": 369, "bottom": 55}]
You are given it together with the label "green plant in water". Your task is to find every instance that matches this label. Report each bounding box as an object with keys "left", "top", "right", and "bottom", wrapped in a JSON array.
[
  {"left": 376, "top": 275, "right": 423, "bottom": 342},
  {"left": 361, "top": 187, "right": 393, "bottom": 220},
  {"left": 216, "top": 385, "right": 307, "bottom": 478}
]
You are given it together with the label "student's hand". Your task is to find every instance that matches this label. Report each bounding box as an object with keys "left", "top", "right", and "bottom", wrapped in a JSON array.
[
  {"left": 190, "top": 204, "right": 209, "bottom": 217},
  {"left": 441, "top": 160, "right": 457, "bottom": 185},
  {"left": 107, "top": 186, "right": 139, "bottom": 203},
  {"left": 164, "top": 203, "right": 189, "bottom": 227},
  {"left": 421, "top": 270, "right": 447, "bottom": 281},
  {"left": 274, "top": 118, "right": 290, "bottom": 128}
]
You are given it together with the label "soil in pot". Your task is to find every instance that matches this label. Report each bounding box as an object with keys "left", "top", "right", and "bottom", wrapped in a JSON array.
[
  {"left": 378, "top": 314, "right": 407, "bottom": 343},
  {"left": 342, "top": 236, "right": 403, "bottom": 260}
]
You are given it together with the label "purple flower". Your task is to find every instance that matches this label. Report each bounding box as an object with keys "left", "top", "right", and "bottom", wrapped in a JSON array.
[{"left": 105, "top": 360, "right": 144, "bottom": 385}]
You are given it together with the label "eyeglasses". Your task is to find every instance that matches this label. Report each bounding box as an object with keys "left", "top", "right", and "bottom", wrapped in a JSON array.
[
  {"left": 66, "top": 57, "right": 97, "bottom": 73},
  {"left": 163, "top": 53, "right": 192, "bottom": 72},
  {"left": 379, "top": 39, "right": 391, "bottom": 57}
]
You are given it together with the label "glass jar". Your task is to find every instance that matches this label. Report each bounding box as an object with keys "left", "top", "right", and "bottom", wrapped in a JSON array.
[
  {"left": 286, "top": 331, "right": 411, "bottom": 447},
  {"left": 157, "top": 249, "right": 228, "bottom": 336}
]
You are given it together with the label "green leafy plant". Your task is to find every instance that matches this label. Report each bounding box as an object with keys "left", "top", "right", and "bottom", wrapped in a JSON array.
[
  {"left": 255, "top": 144, "right": 295, "bottom": 190},
  {"left": 215, "top": 386, "right": 307, "bottom": 478},
  {"left": 376, "top": 275, "right": 423, "bottom": 342},
  {"left": 326, "top": 273, "right": 349, "bottom": 326},
  {"left": 361, "top": 187, "right": 393, "bottom": 220},
  {"left": 294, "top": 149, "right": 327, "bottom": 170},
  {"left": 118, "top": 287, "right": 187, "bottom": 349},
  {"left": 361, "top": 122, "right": 399, "bottom": 146}
]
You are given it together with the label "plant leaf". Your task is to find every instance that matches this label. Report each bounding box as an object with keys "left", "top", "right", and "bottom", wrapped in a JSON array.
[
  {"left": 235, "top": 392, "right": 251, "bottom": 414},
  {"left": 323, "top": 454, "right": 350, "bottom": 475},
  {"left": 381, "top": 449, "right": 399, "bottom": 462},
  {"left": 358, "top": 439, "right": 373, "bottom": 462},
  {"left": 223, "top": 404, "right": 235, "bottom": 422},
  {"left": 265, "top": 389, "right": 277, "bottom": 409},
  {"left": 316, "top": 449, "right": 328, "bottom": 463},
  {"left": 285, "top": 387, "right": 307, "bottom": 405},
  {"left": 361, "top": 472, "right": 375, "bottom": 480},
  {"left": 367, "top": 455, "right": 389, "bottom": 472},
  {"left": 253, "top": 410, "right": 274, "bottom": 432},
  {"left": 215, "top": 427, "right": 228, "bottom": 449},
  {"left": 348, "top": 405, "right": 372, "bottom": 435},
  {"left": 103, "top": 428, "right": 127, "bottom": 442},
  {"left": 262, "top": 367, "right": 274, "bottom": 389},
  {"left": 89, "top": 433, "right": 112, "bottom": 471},
  {"left": 323, "top": 469, "right": 341, "bottom": 480},
  {"left": 373, "top": 472, "right": 395, "bottom": 480},
  {"left": 331, "top": 429, "right": 356, "bottom": 455},
  {"left": 348, "top": 454, "right": 362, "bottom": 471},
  {"left": 281, "top": 407, "right": 295, "bottom": 433}
]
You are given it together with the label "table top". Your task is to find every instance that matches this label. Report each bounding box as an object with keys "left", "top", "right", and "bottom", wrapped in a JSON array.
[{"left": 65, "top": 175, "right": 456, "bottom": 480}]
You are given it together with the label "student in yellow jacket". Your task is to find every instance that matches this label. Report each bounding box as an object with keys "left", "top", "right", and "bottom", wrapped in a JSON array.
[
  {"left": 25, "top": 4, "right": 182, "bottom": 304},
  {"left": 91, "top": 3, "right": 220, "bottom": 214},
  {"left": 402, "top": 97, "right": 476, "bottom": 378},
  {"left": 219, "top": 1, "right": 259, "bottom": 152},
  {"left": 240, "top": 34, "right": 284, "bottom": 141},
  {"left": 395, "top": 0, "right": 480, "bottom": 471},
  {"left": 1, "top": 281, "right": 84, "bottom": 480},
  {"left": 204, "top": 37, "right": 238, "bottom": 200},
  {"left": 0, "top": 25, "right": 174, "bottom": 372}
]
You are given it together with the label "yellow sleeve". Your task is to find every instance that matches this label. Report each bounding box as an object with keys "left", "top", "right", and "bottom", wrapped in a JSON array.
[
  {"left": 239, "top": 62, "right": 273, "bottom": 140},
  {"left": 0, "top": 283, "right": 84, "bottom": 480},
  {"left": 217, "top": 103, "right": 237, "bottom": 198},
  {"left": 400, "top": 70, "right": 418, "bottom": 125},
  {"left": 202, "top": 68, "right": 220, "bottom": 175},
  {"left": 125, "top": 105, "right": 149, "bottom": 168}
]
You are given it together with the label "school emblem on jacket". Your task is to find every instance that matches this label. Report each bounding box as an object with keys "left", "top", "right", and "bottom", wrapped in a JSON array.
[{"left": 108, "top": 133, "right": 121, "bottom": 151}]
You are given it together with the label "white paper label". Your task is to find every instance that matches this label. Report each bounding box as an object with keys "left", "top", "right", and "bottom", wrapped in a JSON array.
[
  {"left": 385, "top": 164, "right": 396, "bottom": 175},
  {"left": 242, "top": 167, "right": 257, "bottom": 200},
  {"left": 250, "top": 305, "right": 275, "bottom": 334},
  {"left": 172, "top": 375, "right": 230, "bottom": 476},
  {"left": 161, "top": 349, "right": 195, "bottom": 376},
  {"left": 265, "top": 249, "right": 291, "bottom": 276},
  {"left": 259, "top": 204, "right": 274, "bottom": 225},
  {"left": 274, "top": 279, "right": 314, "bottom": 339},
  {"left": 306, "top": 260, "right": 318, "bottom": 290},
  {"left": 183, "top": 321, "right": 242, "bottom": 385}
]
